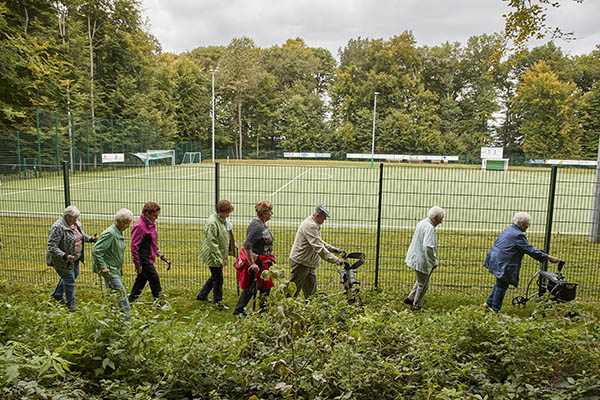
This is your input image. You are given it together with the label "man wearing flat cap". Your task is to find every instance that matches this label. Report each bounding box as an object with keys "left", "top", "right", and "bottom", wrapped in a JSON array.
[{"left": 289, "top": 205, "right": 344, "bottom": 298}]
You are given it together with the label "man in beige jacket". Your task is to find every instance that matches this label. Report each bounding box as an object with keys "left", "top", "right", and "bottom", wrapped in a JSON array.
[{"left": 289, "top": 205, "right": 344, "bottom": 298}]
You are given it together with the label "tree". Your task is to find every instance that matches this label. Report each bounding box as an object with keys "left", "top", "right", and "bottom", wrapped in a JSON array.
[
  {"left": 219, "top": 37, "right": 262, "bottom": 159},
  {"left": 502, "top": 0, "right": 583, "bottom": 51},
  {"left": 512, "top": 61, "right": 582, "bottom": 158}
]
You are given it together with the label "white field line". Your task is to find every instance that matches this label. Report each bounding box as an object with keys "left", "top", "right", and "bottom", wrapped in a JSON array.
[
  {"left": 270, "top": 168, "right": 312, "bottom": 196},
  {"left": 0, "top": 167, "right": 214, "bottom": 198}
]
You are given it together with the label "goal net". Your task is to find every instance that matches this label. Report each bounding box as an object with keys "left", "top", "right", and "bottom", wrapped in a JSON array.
[
  {"left": 130, "top": 150, "right": 175, "bottom": 174},
  {"left": 181, "top": 152, "right": 202, "bottom": 164}
]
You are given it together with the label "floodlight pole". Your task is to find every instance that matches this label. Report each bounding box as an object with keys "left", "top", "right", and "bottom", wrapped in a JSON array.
[
  {"left": 210, "top": 69, "right": 217, "bottom": 164},
  {"left": 371, "top": 92, "right": 379, "bottom": 168}
]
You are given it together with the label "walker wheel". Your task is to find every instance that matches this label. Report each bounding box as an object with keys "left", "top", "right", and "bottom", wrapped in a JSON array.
[{"left": 512, "top": 296, "right": 527, "bottom": 307}]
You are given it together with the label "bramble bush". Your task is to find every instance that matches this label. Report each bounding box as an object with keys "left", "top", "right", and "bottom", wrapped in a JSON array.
[{"left": 0, "top": 281, "right": 599, "bottom": 399}]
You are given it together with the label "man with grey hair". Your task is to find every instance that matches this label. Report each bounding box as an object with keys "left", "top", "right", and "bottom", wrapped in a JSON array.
[
  {"left": 93, "top": 208, "right": 135, "bottom": 314},
  {"left": 289, "top": 205, "right": 344, "bottom": 298},
  {"left": 483, "top": 211, "right": 560, "bottom": 312},
  {"left": 403, "top": 206, "right": 445, "bottom": 311},
  {"left": 47, "top": 205, "right": 97, "bottom": 311}
]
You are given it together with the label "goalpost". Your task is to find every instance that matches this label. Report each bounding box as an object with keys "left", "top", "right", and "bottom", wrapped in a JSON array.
[
  {"left": 130, "top": 150, "right": 175, "bottom": 174},
  {"left": 181, "top": 152, "right": 202, "bottom": 164}
]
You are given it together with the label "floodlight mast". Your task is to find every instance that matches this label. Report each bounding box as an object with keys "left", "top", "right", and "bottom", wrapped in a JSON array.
[
  {"left": 371, "top": 92, "right": 379, "bottom": 168},
  {"left": 210, "top": 69, "right": 218, "bottom": 163}
]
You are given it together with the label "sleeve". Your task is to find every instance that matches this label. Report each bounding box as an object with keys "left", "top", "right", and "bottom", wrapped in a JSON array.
[
  {"left": 422, "top": 225, "right": 438, "bottom": 267},
  {"left": 92, "top": 230, "right": 113, "bottom": 273},
  {"left": 204, "top": 222, "right": 221, "bottom": 266},
  {"left": 130, "top": 223, "right": 142, "bottom": 270},
  {"left": 304, "top": 224, "right": 338, "bottom": 263},
  {"left": 244, "top": 221, "right": 262, "bottom": 250},
  {"left": 47, "top": 225, "right": 66, "bottom": 260},
  {"left": 515, "top": 233, "right": 547, "bottom": 262}
]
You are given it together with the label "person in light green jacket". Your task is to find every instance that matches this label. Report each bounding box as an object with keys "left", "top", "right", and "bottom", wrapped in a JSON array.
[
  {"left": 92, "top": 208, "right": 134, "bottom": 313},
  {"left": 403, "top": 206, "right": 445, "bottom": 312},
  {"left": 197, "top": 200, "right": 234, "bottom": 310}
]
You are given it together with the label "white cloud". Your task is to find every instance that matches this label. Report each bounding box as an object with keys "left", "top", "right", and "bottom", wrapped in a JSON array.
[{"left": 140, "top": 0, "right": 599, "bottom": 56}]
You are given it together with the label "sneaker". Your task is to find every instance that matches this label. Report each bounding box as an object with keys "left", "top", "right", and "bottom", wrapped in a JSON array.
[
  {"left": 196, "top": 295, "right": 211, "bottom": 302},
  {"left": 214, "top": 303, "right": 230, "bottom": 311},
  {"left": 68, "top": 305, "right": 78, "bottom": 312},
  {"left": 411, "top": 307, "right": 429, "bottom": 313},
  {"left": 51, "top": 295, "right": 66, "bottom": 304},
  {"left": 482, "top": 302, "right": 490, "bottom": 309},
  {"left": 233, "top": 311, "right": 247, "bottom": 317},
  {"left": 403, "top": 297, "right": 414, "bottom": 306}
]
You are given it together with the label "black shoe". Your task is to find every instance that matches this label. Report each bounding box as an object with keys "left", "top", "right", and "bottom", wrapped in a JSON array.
[
  {"left": 233, "top": 310, "right": 247, "bottom": 317},
  {"left": 51, "top": 295, "right": 66, "bottom": 304},
  {"left": 68, "top": 305, "right": 78, "bottom": 312},
  {"left": 214, "top": 303, "right": 230, "bottom": 311},
  {"left": 403, "top": 297, "right": 414, "bottom": 306},
  {"left": 196, "top": 295, "right": 210, "bottom": 301}
]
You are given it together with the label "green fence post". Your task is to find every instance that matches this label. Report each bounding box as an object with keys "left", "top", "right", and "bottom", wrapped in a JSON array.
[
  {"left": 16, "top": 131, "right": 21, "bottom": 175},
  {"left": 374, "top": 162, "right": 384, "bottom": 289},
  {"left": 543, "top": 166, "right": 558, "bottom": 272},
  {"left": 121, "top": 121, "right": 125, "bottom": 154},
  {"left": 85, "top": 116, "right": 89, "bottom": 164},
  {"left": 215, "top": 162, "right": 220, "bottom": 208},
  {"left": 62, "top": 160, "right": 70, "bottom": 207},
  {"left": 36, "top": 109, "right": 42, "bottom": 175},
  {"left": 55, "top": 111, "right": 60, "bottom": 167}
]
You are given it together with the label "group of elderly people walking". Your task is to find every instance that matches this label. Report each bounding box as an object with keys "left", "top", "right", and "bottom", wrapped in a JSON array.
[{"left": 45, "top": 199, "right": 559, "bottom": 315}]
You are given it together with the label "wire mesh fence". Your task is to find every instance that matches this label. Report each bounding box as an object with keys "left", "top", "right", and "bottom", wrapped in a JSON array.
[{"left": 1, "top": 159, "right": 599, "bottom": 301}]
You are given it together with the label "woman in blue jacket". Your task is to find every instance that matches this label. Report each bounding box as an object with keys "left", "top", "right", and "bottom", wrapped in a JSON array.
[{"left": 484, "top": 212, "right": 560, "bottom": 312}]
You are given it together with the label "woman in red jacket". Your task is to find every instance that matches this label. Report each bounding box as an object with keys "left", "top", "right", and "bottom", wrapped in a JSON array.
[{"left": 233, "top": 200, "right": 275, "bottom": 316}]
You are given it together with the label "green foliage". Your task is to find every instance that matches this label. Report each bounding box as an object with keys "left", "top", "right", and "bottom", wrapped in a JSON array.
[{"left": 1, "top": 285, "right": 599, "bottom": 399}]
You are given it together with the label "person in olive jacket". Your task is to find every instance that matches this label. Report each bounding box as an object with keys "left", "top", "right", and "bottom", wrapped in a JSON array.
[{"left": 197, "top": 200, "right": 234, "bottom": 310}]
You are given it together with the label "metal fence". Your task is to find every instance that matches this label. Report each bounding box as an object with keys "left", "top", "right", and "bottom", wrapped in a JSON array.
[{"left": 1, "top": 160, "right": 599, "bottom": 301}]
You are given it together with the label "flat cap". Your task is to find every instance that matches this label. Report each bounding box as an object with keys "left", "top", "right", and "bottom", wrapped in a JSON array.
[{"left": 315, "top": 204, "right": 331, "bottom": 218}]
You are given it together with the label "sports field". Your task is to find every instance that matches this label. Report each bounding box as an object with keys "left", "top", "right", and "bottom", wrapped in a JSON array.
[
  {"left": 0, "top": 161, "right": 597, "bottom": 232},
  {"left": 1, "top": 161, "right": 599, "bottom": 300}
]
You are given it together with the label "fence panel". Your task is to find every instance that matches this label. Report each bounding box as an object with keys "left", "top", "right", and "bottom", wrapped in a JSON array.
[{"left": 0, "top": 161, "right": 599, "bottom": 301}]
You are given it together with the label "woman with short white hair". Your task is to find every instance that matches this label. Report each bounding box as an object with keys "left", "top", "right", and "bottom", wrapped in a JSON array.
[
  {"left": 483, "top": 211, "right": 560, "bottom": 312},
  {"left": 92, "top": 208, "right": 135, "bottom": 314},
  {"left": 46, "top": 205, "right": 98, "bottom": 312},
  {"left": 403, "top": 206, "right": 445, "bottom": 311}
]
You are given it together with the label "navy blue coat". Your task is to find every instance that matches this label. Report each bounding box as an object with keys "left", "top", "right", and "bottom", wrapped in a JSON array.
[{"left": 484, "top": 224, "right": 548, "bottom": 287}]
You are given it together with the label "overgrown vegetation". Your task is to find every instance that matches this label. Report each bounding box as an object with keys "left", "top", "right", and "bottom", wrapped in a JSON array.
[{"left": 1, "top": 281, "right": 599, "bottom": 399}]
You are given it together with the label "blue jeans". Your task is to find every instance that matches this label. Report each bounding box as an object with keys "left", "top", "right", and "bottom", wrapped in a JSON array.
[
  {"left": 485, "top": 277, "right": 510, "bottom": 312},
  {"left": 51, "top": 260, "right": 80, "bottom": 307},
  {"left": 102, "top": 275, "right": 131, "bottom": 314},
  {"left": 197, "top": 267, "right": 223, "bottom": 303}
]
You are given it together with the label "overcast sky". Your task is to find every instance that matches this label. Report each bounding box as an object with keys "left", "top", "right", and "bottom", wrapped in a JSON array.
[{"left": 139, "top": 0, "right": 600, "bottom": 58}]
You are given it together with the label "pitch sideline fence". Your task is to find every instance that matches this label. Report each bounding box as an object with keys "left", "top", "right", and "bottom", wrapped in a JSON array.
[{"left": 0, "top": 161, "right": 599, "bottom": 301}]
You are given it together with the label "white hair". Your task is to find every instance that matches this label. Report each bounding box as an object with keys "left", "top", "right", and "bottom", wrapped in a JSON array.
[
  {"left": 114, "top": 208, "right": 134, "bottom": 225},
  {"left": 513, "top": 212, "right": 531, "bottom": 228},
  {"left": 427, "top": 206, "right": 445, "bottom": 221},
  {"left": 63, "top": 205, "right": 81, "bottom": 220}
]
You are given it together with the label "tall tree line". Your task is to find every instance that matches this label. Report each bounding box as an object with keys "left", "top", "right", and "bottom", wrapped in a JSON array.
[{"left": 1, "top": 1, "right": 599, "bottom": 160}]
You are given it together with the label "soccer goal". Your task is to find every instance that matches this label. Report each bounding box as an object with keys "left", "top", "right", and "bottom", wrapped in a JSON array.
[
  {"left": 181, "top": 152, "right": 202, "bottom": 164},
  {"left": 130, "top": 150, "right": 175, "bottom": 174}
]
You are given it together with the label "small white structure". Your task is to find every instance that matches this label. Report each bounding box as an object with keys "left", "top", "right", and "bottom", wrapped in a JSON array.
[{"left": 481, "top": 147, "right": 508, "bottom": 171}]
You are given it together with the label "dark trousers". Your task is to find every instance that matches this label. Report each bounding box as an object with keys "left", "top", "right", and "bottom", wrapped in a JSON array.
[
  {"left": 234, "top": 274, "right": 270, "bottom": 314},
  {"left": 129, "top": 262, "right": 162, "bottom": 302},
  {"left": 197, "top": 267, "right": 223, "bottom": 303}
]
